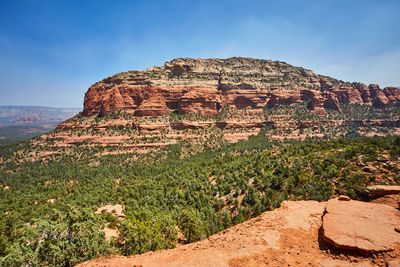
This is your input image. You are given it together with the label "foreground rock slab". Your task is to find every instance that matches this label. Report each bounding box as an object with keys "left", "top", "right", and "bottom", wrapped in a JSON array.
[
  {"left": 79, "top": 201, "right": 327, "bottom": 267},
  {"left": 322, "top": 198, "right": 400, "bottom": 253},
  {"left": 78, "top": 200, "right": 400, "bottom": 267}
]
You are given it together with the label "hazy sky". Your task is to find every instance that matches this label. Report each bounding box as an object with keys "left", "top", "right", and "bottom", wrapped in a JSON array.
[{"left": 1, "top": 0, "right": 399, "bottom": 108}]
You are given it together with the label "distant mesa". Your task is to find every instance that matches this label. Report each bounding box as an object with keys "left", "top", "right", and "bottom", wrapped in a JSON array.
[
  {"left": 0, "top": 106, "right": 81, "bottom": 144},
  {"left": 0, "top": 106, "right": 80, "bottom": 127},
  {"left": 81, "top": 57, "right": 400, "bottom": 117}
]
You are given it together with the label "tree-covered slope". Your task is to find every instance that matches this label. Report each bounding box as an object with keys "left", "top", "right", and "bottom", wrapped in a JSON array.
[{"left": 1, "top": 133, "right": 399, "bottom": 265}]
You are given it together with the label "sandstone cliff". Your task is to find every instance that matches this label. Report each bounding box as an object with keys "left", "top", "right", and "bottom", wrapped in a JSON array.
[
  {"left": 82, "top": 57, "right": 400, "bottom": 117},
  {"left": 18, "top": 58, "right": 400, "bottom": 161}
]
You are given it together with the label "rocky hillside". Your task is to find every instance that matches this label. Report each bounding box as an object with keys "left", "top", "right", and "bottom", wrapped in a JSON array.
[
  {"left": 78, "top": 194, "right": 400, "bottom": 267},
  {"left": 82, "top": 57, "right": 400, "bottom": 117},
  {"left": 6, "top": 58, "right": 399, "bottom": 162},
  {"left": 1, "top": 128, "right": 399, "bottom": 265}
]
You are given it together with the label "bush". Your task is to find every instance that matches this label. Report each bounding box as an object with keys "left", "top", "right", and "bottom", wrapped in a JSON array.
[{"left": 0, "top": 207, "right": 110, "bottom": 267}]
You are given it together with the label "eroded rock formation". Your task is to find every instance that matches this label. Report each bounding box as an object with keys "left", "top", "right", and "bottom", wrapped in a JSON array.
[{"left": 82, "top": 57, "right": 400, "bottom": 117}]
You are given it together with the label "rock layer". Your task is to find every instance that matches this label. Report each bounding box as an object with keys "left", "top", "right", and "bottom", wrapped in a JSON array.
[
  {"left": 82, "top": 57, "right": 400, "bottom": 117},
  {"left": 57, "top": 119, "right": 400, "bottom": 132}
]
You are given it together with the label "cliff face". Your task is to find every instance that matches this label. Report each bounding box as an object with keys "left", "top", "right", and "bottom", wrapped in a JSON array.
[{"left": 82, "top": 57, "right": 400, "bottom": 117}]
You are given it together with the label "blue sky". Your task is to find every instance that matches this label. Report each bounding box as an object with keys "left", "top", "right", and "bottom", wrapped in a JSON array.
[{"left": 0, "top": 0, "right": 399, "bottom": 108}]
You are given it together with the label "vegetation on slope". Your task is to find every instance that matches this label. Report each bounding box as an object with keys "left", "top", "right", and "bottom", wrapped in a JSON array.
[
  {"left": 0, "top": 131, "right": 399, "bottom": 265},
  {"left": 4, "top": 103, "right": 399, "bottom": 165},
  {"left": 0, "top": 126, "right": 51, "bottom": 146}
]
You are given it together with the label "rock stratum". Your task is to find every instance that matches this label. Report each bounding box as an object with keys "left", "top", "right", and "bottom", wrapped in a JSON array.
[
  {"left": 78, "top": 197, "right": 400, "bottom": 267},
  {"left": 82, "top": 57, "right": 400, "bottom": 117}
]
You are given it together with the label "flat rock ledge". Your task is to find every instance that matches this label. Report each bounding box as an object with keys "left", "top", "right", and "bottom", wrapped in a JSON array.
[
  {"left": 367, "top": 185, "right": 400, "bottom": 198},
  {"left": 322, "top": 198, "right": 400, "bottom": 254}
]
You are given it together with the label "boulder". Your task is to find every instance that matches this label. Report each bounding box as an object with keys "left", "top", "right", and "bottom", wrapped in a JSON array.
[
  {"left": 338, "top": 195, "right": 351, "bottom": 201},
  {"left": 322, "top": 198, "right": 400, "bottom": 253}
]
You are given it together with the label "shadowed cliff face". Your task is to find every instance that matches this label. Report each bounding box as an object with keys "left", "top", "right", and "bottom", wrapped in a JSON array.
[{"left": 82, "top": 57, "right": 400, "bottom": 117}]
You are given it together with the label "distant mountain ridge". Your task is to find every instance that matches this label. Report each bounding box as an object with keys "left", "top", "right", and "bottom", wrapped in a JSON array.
[
  {"left": 0, "top": 106, "right": 81, "bottom": 127},
  {"left": 0, "top": 106, "right": 81, "bottom": 144}
]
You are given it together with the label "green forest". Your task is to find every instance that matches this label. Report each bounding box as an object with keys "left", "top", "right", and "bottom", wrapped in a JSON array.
[{"left": 1, "top": 127, "right": 399, "bottom": 266}]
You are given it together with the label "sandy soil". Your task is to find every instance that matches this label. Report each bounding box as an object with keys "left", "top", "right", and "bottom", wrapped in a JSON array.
[{"left": 95, "top": 204, "right": 125, "bottom": 219}]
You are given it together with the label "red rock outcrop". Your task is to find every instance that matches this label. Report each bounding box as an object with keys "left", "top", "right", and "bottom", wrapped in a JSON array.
[
  {"left": 384, "top": 87, "right": 400, "bottom": 103},
  {"left": 79, "top": 198, "right": 400, "bottom": 267},
  {"left": 369, "top": 84, "right": 390, "bottom": 108},
  {"left": 81, "top": 57, "right": 400, "bottom": 117}
]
